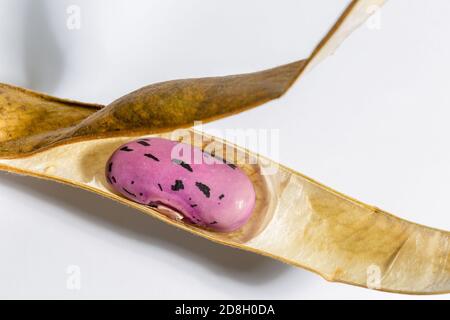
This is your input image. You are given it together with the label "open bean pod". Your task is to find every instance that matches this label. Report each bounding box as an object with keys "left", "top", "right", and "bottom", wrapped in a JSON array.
[
  {"left": 4, "top": 0, "right": 446, "bottom": 295},
  {"left": 1, "top": 129, "right": 449, "bottom": 294}
]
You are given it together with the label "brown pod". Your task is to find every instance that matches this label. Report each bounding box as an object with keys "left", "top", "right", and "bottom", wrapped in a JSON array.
[{"left": 5, "top": 0, "right": 445, "bottom": 295}]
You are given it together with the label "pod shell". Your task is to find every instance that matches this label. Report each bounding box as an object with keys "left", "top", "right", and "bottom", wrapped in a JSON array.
[{"left": 105, "top": 138, "right": 255, "bottom": 232}]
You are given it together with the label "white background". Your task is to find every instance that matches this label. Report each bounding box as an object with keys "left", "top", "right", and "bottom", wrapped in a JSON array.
[{"left": 0, "top": 0, "right": 449, "bottom": 299}]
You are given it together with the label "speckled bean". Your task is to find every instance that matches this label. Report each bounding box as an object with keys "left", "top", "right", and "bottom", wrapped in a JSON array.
[{"left": 105, "top": 138, "right": 255, "bottom": 232}]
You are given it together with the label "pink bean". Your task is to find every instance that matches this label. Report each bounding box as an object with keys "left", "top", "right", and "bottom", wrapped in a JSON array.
[{"left": 105, "top": 138, "right": 255, "bottom": 232}]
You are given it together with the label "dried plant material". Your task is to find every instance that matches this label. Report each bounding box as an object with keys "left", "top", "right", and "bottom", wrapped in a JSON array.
[
  {"left": 0, "top": 0, "right": 384, "bottom": 159},
  {"left": 304, "top": 0, "right": 386, "bottom": 73},
  {"left": 0, "top": 130, "right": 448, "bottom": 294},
  {"left": 5, "top": 0, "right": 443, "bottom": 295},
  {"left": 0, "top": 83, "right": 101, "bottom": 145},
  {"left": 0, "top": 59, "right": 306, "bottom": 159}
]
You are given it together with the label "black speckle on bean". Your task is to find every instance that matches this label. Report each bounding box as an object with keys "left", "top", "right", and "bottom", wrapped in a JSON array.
[
  {"left": 171, "top": 180, "right": 184, "bottom": 191},
  {"left": 137, "top": 140, "right": 151, "bottom": 146},
  {"left": 195, "top": 182, "right": 210, "bottom": 198},
  {"left": 172, "top": 159, "right": 193, "bottom": 172},
  {"left": 122, "top": 187, "right": 136, "bottom": 197},
  {"left": 120, "top": 146, "right": 133, "bottom": 152},
  {"left": 144, "top": 153, "right": 159, "bottom": 161}
]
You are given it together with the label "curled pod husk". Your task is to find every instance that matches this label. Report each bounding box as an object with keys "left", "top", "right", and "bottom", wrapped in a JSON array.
[
  {"left": 0, "top": 0, "right": 385, "bottom": 159},
  {"left": 5, "top": 0, "right": 442, "bottom": 295},
  {"left": 0, "top": 59, "right": 306, "bottom": 158}
]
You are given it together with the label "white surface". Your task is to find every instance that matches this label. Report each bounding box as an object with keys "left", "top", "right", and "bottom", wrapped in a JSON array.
[{"left": 0, "top": 0, "right": 449, "bottom": 299}]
